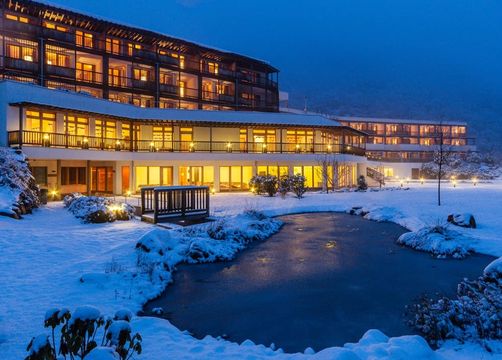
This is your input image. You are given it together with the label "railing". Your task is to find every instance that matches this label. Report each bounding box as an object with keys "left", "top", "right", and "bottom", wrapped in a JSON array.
[
  {"left": 140, "top": 186, "right": 210, "bottom": 224},
  {"left": 4, "top": 57, "right": 38, "bottom": 72},
  {"left": 9, "top": 130, "right": 366, "bottom": 156},
  {"left": 367, "top": 167, "right": 385, "bottom": 186}
]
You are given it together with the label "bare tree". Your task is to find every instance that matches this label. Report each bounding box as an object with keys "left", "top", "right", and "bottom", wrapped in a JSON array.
[
  {"left": 431, "top": 122, "right": 454, "bottom": 206},
  {"left": 315, "top": 153, "right": 354, "bottom": 192}
]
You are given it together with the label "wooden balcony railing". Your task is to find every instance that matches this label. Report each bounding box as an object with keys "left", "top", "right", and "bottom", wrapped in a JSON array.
[{"left": 8, "top": 130, "right": 366, "bottom": 156}]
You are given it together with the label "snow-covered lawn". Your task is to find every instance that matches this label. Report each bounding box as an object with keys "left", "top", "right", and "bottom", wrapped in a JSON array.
[{"left": 1, "top": 182, "right": 502, "bottom": 359}]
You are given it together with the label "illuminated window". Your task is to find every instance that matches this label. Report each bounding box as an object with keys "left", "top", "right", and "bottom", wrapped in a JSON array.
[
  {"left": 46, "top": 46, "right": 70, "bottom": 67},
  {"left": 106, "top": 38, "right": 121, "bottom": 55},
  {"left": 207, "top": 62, "right": 219, "bottom": 74},
  {"left": 121, "top": 123, "right": 131, "bottom": 141},
  {"left": 152, "top": 126, "right": 173, "bottom": 150},
  {"left": 383, "top": 167, "right": 394, "bottom": 177},
  {"left": 133, "top": 68, "right": 150, "bottom": 82},
  {"left": 76, "top": 62, "right": 96, "bottom": 82},
  {"left": 43, "top": 21, "right": 67, "bottom": 32},
  {"left": 179, "top": 81, "right": 185, "bottom": 97},
  {"left": 5, "top": 13, "right": 29, "bottom": 23},
  {"left": 127, "top": 43, "right": 142, "bottom": 56},
  {"left": 65, "top": 115, "right": 89, "bottom": 136},
  {"left": 76, "top": 31, "right": 93, "bottom": 48},
  {"left": 26, "top": 111, "right": 56, "bottom": 133},
  {"left": 95, "top": 119, "right": 116, "bottom": 139}
]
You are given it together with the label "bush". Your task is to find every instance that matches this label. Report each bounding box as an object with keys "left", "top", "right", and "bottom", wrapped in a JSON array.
[
  {"left": 357, "top": 175, "right": 368, "bottom": 191},
  {"left": 249, "top": 175, "right": 278, "bottom": 197},
  {"left": 67, "top": 196, "right": 135, "bottom": 223},
  {"left": 290, "top": 174, "right": 306, "bottom": 198},
  {"left": 409, "top": 274, "right": 502, "bottom": 347},
  {"left": 26, "top": 307, "right": 142, "bottom": 360},
  {"left": 278, "top": 175, "right": 291, "bottom": 198},
  {"left": 63, "top": 192, "right": 83, "bottom": 208}
]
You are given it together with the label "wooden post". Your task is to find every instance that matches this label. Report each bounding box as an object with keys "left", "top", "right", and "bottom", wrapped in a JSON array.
[
  {"left": 181, "top": 189, "right": 186, "bottom": 217},
  {"left": 206, "top": 186, "right": 210, "bottom": 216},
  {"left": 18, "top": 105, "right": 23, "bottom": 148},
  {"left": 153, "top": 189, "right": 159, "bottom": 224}
]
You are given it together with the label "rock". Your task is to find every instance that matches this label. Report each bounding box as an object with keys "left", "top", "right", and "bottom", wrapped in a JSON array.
[
  {"left": 151, "top": 307, "right": 164, "bottom": 315},
  {"left": 447, "top": 213, "right": 476, "bottom": 228},
  {"left": 348, "top": 206, "right": 369, "bottom": 216}
]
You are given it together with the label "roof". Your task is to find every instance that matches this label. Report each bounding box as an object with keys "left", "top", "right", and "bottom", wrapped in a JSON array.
[
  {"left": 336, "top": 115, "right": 468, "bottom": 126},
  {"left": 0, "top": 81, "right": 361, "bottom": 130},
  {"left": 5, "top": 0, "right": 278, "bottom": 73}
]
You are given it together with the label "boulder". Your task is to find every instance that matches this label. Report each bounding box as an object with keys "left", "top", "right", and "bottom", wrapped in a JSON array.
[{"left": 447, "top": 213, "right": 476, "bottom": 229}]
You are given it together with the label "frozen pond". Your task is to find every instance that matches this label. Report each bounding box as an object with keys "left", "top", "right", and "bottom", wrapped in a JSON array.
[{"left": 144, "top": 212, "right": 493, "bottom": 352}]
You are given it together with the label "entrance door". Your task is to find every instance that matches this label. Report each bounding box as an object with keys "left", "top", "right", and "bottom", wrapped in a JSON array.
[
  {"left": 179, "top": 166, "right": 202, "bottom": 186},
  {"left": 91, "top": 166, "right": 114, "bottom": 193},
  {"left": 121, "top": 166, "right": 130, "bottom": 193},
  {"left": 161, "top": 166, "right": 173, "bottom": 186}
]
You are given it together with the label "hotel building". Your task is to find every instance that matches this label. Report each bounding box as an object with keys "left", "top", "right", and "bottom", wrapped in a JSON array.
[{"left": 337, "top": 116, "right": 476, "bottom": 179}]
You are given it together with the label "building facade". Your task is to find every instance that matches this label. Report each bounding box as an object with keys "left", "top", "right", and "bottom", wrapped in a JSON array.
[
  {"left": 0, "top": 0, "right": 279, "bottom": 112},
  {"left": 1, "top": 81, "right": 367, "bottom": 194},
  {"left": 337, "top": 116, "right": 476, "bottom": 179}
]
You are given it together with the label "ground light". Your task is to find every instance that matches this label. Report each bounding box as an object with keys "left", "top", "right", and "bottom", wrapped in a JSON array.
[
  {"left": 452, "top": 179, "right": 457, "bottom": 188},
  {"left": 473, "top": 177, "right": 478, "bottom": 186},
  {"left": 420, "top": 177, "right": 424, "bottom": 185},
  {"left": 124, "top": 190, "right": 132, "bottom": 204},
  {"left": 210, "top": 188, "right": 216, "bottom": 195},
  {"left": 399, "top": 178, "right": 404, "bottom": 188},
  {"left": 50, "top": 189, "right": 58, "bottom": 200}
]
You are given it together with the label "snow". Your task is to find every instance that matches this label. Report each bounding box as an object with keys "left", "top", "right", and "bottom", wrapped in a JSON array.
[
  {"left": 86, "top": 347, "right": 119, "bottom": 360},
  {"left": 107, "top": 320, "right": 132, "bottom": 345},
  {"left": 484, "top": 257, "right": 502, "bottom": 279},
  {"left": 69, "top": 305, "right": 101, "bottom": 325},
  {"left": 28, "top": 334, "right": 50, "bottom": 355},
  {"left": 0, "top": 81, "right": 342, "bottom": 128},
  {"left": 397, "top": 226, "right": 473, "bottom": 258},
  {"left": 1, "top": 182, "right": 502, "bottom": 359}
]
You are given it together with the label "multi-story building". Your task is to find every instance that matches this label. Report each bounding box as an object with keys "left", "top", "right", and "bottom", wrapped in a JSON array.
[
  {"left": 0, "top": 0, "right": 279, "bottom": 112},
  {"left": 1, "top": 80, "right": 367, "bottom": 194},
  {"left": 337, "top": 116, "right": 476, "bottom": 179}
]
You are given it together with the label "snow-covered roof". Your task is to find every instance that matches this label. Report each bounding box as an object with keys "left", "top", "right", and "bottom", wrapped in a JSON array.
[
  {"left": 336, "top": 115, "right": 468, "bottom": 126},
  {"left": 1, "top": 81, "right": 349, "bottom": 129},
  {"left": 280, "top": 107, "right": 468, "bottom": 126}
]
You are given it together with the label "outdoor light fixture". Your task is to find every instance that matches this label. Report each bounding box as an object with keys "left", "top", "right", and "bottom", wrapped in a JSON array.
[
  {"left": 83, "top": 137, "right": 88, "bottom": 143},
  {"left": 420, "top": 177, "right": 424, "bottom": 185},
  {"left": 473, "top": 178, "right": 478, "bottom": 186},
  {"left": 399, "top": 178, "right": 404, "bottom": 188},
  {"left": 406, "top": 177, "right": 410, "bottom": 184},
  {"left": 189, "top": 142, "right": 195, "bottom": 152},
  {"left": 211, "top": 188, "right": 216, "bottom": 195},
  {"left": 327, "top": 145, "right": 332, "bottom": 153},
  {"left": 453, "top": 180, "right": 457, "bottom": 188},
  {"left": 50, "top": 190, "right": 58, "bottom": 200},
  {"left": 149, "top": 142, "right": 156, "bottom": 152},
  {"left": 226, "top": 142, "right": 232, "bottom": 153}
]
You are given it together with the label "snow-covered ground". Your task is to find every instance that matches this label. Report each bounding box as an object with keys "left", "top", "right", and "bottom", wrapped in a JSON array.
[{"left": 1, "top": 182, "right": 502, "bottom": 359}]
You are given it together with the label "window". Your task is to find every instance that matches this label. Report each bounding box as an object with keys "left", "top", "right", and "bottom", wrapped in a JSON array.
[
  {"left": 207, "top": 61, "right": 219, "bottom": 74},
  {"left": 133, "top": 68, "right": 150, "bottom": 82},
  {"left": 76, "top": 31, "right": 93, "bottom": 48},
  {"left": 31, "top": 167, "right": 48, "bottom": 186},
  {"left": 106, "top": 38, "right": 121, "bottom": 55},
  {"left": 180, "top": 127, "right": 193, "bottom": 142},
  {"left": 159, "top": 70, "right": 177, "bottom": 85},
  {"left": 6, "top": 39, "right": 36, "bottom": 62},
  {"left": 65, "top": 116, "right": 89, "bottom": 136},
  {"left": 61, "top": 167, "right": 87, "bottom": 185},
  {"left": 286, "top": 129, "right": 314, "bottom": 150},
  {"left": 5, "top": 13, "right": 29, "bottom": 23},
  {"left": 121, "top": 123, "right": 131, "bottom": 141},
  {"left": 76, "top": 62, "right": 96, "bottom": 83},
  {"left": 253, "top": 129, "right": 276, "bottom": 152},
  {"left": 95, "top": 120, "right": 116, "bottom": 139},
  {"left": 46, "top": 46, "right": 70, "bottom": 67},
  {"left": 135, "top": 166, "right": 173, "bottom": 189},
  {"left": 26, "top": 111, "right": 56, "bottom": 133},
  {"left": 152, "top": 126, "right": 173, "bottom": 150},
  {"left": 128, "top": 43, "right": 142, "bottom": 56},
  {"left": 43, "top": 21, "right": 67, "bottom": 32}
]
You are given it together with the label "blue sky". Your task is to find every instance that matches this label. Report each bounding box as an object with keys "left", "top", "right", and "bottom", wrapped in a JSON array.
[{"left": 48, "top": 0, "right": 502, "bottom": 146}]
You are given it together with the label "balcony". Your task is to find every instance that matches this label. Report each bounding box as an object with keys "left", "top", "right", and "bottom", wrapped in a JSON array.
[
  {"left": 131, "top": 78, "right": 156, "bottom": 90},
  {"left": 4, "top": 57, "right": 38, "bottom": 72},
  {"left": 45, "top": 64, "right": 76, "bottom": 79},
  {"left": 3, "top": 20, "right": 39, "bottom": 36},
  {"left": 42, "top": 28, "right": 75, "bottom": 44},
  {"left": 9, "top": 130, "right": 366, "bottom": 157},
  {"left": 76, "top": 69, "right": 102, "bottom": 84}
]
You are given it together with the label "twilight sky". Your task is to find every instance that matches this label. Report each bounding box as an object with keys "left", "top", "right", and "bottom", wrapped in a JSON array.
[{"left": 48, "top": 0, "right": 502, "bottom": 149}]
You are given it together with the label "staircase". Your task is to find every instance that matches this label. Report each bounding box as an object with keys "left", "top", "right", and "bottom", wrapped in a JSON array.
[{"left": 366, "top": 167, "right": 385, "bottom": 186}]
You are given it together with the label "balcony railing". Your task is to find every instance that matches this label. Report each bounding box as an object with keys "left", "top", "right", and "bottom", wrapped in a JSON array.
[
  {"left": 3, "top": 57, "right": 38, "bottom": 72},
  {"left": 8, "top": 130, "right": 365, "bottom": 157}
]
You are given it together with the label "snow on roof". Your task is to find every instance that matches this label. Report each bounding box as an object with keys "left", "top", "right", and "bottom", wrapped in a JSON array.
[
  {"left": 0, "top": 81, "right": 342, "bottom": 128},
  {"left": 280, "top": 107, "right": 468, "bottom": 126}
]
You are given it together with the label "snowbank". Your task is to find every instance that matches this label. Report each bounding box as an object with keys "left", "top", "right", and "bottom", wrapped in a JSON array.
[
  {"left": 66, "top": 195, "right": 135, "bottom": 223},
  {"left": 397, "top": 225, "right": 473, "bottom": 258}
]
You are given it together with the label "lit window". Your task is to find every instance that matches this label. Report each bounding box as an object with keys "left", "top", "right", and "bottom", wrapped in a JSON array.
[
  {"left": 76, "top": 31, "right": 93, "bottom": 48},
  {"left": 106, "top": 38, "right": 121, "bottom": 55},
  {"left": 5, "top": 13, "right": 29, "bottom": 23},
  {"left": 43, "top": 21, "right": 67, "bottom": 32}
]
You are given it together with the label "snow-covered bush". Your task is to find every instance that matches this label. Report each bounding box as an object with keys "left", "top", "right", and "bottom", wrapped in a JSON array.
[
  {"left": 397, "top": 224, "right": 473, "bottom": 258},
  {"left": 0, "top": 147, "right": 40, "bottom": 218},
  {"left": 277, "top": 175, "right": 291, "bottom": 198},
  {"left": 409, "top": 265, "right": 502, "bottom": 347},
  {"left": 63, "top": 192, "right": 83, "bottom": 208},
  {"left": 357, "top": 175, "right": 368, "bottom": 191},
  {"left": 290, "top": 174, "right": 306, "bottom": 198},
  {"left": 249, "top": 175, "right": 278, "bottom": 196},
  {"left": 26, "top": 307, "right": 142, "bottom": 360},
  {"left": 67, "top": 196, "right": 135, "bottom": 223}
]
